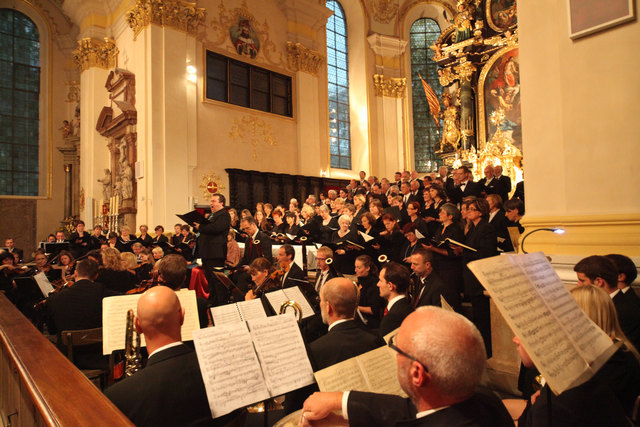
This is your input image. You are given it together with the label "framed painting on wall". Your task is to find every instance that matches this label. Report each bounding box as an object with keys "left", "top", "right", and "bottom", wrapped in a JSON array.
[
  {"left": 568, "top": 0, "right": 635, "bottom": 39},
  {"left": 486, "top": 0, "right": 517, "bottom": 32},
  {"left": 477, "top": 46, "right": 521, "bottom": 153}
]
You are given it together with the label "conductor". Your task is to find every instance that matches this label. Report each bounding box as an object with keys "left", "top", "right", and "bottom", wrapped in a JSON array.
[{"left": 194, "top": 193, "right": 231, "bottom": 306}]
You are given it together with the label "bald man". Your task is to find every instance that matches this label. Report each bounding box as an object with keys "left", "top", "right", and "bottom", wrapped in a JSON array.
[
  {"left": 310, "top": 277, "right": 384, "bottom": 371},
  {"left": 105, "top": 287, "right": 226, "bottom": 426},
  {"left": 301, "top": 307, "right": 513, "bottom": 427}
]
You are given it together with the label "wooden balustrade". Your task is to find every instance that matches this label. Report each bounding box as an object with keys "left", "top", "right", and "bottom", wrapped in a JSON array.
[{"left": 0, "top": 294, "right": 133, "bottom": 426}]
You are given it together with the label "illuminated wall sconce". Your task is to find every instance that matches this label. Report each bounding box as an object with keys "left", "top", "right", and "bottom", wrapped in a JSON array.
[
  {"left": 186, "top": 65, "right": 197, "bottom": 83},
  {"left": 521, "top": 228, "right": 565, "bottom": 254}
]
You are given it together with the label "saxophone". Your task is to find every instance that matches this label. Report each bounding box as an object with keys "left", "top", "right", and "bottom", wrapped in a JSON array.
[{"left": 124, "top": 309, "right": 142, "bottom": 377}]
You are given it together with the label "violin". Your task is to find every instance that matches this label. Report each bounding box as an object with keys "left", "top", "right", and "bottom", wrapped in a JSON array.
[
  {"left": 126, "top": 269, "right": 160, "bottom": 295},
  {"left": 250, "top": 262, "right": 289, "bottom": 298}
]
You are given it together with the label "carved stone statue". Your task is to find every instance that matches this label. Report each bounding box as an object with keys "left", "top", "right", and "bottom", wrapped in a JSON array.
[
  {"left": 59, "top": 120, "right": 73, "bottom": 138},
  {"left": 452, "top": 1, "right": 474, "bottom": 43},
  {"left": 121, "top": 163, "right": 133, "bottom": 200},
  {"left": 98, "top": 168, "right": 112, "bottom": 200}
]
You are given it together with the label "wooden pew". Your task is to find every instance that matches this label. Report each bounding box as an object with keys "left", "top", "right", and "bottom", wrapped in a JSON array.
[{"left": 0, "top": 294, "right": 132, "bottom": 426}]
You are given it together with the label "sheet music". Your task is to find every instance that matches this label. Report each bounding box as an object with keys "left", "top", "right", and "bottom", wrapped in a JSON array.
[
  {"left": 33, "top": 272, "right": 54, "bottom": 297},
  {"left": 210, "top": 304, "right": 242, "bottom": 326},
  {"left": 315, "top": 358, "right": 369, "bottom": 392},
  {"left": 440, "top": 295, "right": 454, "bottom": 312},
  {"left": 283, "top": 287, "right": 315, "bottom": 319},
  {"left": 193, "top": 324, "right": 270, "bottom": 418},
  {"left": 358, "top": 231, "right": 374, "bottom": 243},
  {"left": 468, "top": 252, "right": 616, "bottom": 394},
  {"left": 247, "top": 313, "right": 315, "bottom": 396},
  {"left": 237, "top": 299, "right": 268, "bottom": 321},
  {"left": 264, "top": 290, "right": 289, "bottom": 316},
  {"left": 356, "top": 347, "right": 406, "bottom": 397},
  {"left": 102, "top": 289, "right": 201, "bottom": 354},
  {"left": 383, "top": 327, "right": 399, "bottom": 345}
]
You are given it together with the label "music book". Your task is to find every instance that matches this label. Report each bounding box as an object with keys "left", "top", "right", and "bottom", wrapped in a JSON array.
[
  {"left": 193, "top": 313, "right": 315, "bottom": 418},
  {"left": 468, "top": 252, "right": 618, "bottom": 394},
  {"left": 176, "top": 210, "right": 207, "bottom": 227},
  {"left": 101, "top": 289, "right": 200, "bottom": 355},
  {"left": 264, "top": 286, "right": 315, "bottom": 319},
  {"left": 440, "top": 295, "right": 454, "bottom": 312},
  {"left": 314, "top": 346, "right": 407, "bottom": 398},
  {"left": 33, "top": 272, "right": 54, "bottom": 297},
  {"left": 210, "top": 298, "right": 267, "bottom": 326},
  {"left": 507, "top": 226, "right": 521, "bottom": 253},
  {"left": 358, "top": 231, "right": 375, "bottom": 243},
  {"left": 444, "top": 238, "right": 477, "bottom": 252},
  {"left": 414, "top": 229, "right": 426, "bottom": 240}
]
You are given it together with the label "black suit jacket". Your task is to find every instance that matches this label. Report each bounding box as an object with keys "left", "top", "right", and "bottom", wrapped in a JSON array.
[
  {"left": 512, "top": 181, "right": 524, "bottom": 202},
  {"left": 105, "top": 343, "right": 225, "bottom": 427},
  {"left": 282, "top": 262, "right": 306, "bottom": 288},
  {"left": 478, "top": 177, "right": 508, "bottom": 203},
  {"left": 7, "top": 247, "right": 23, "bottom": 263},
  {"left": 411, "top": 271, "right": 460, "bottom": 311},
  {"left": 612, "top": 291, "right": 640, "bottom": 351},
  {"left": 462, "top": 220, "right": 498, "bottom": 297},
  {"left": 379, "top": 297, "right": 413, "bottom": 338},
  {"left": 197, "top": 208, "right": 231, "bottom": 260},
  {"left": 449, "top": 181, "right": 482, "bottom": 205},
  {"left": 241, "top": 231, "right": 272, "bottom": 265},
  {"left": 489, "top": 210, "right": 513, "bottom": 252},
  {"left": 309, "top": 320, "right": 384, "bottom": 371},
  {"left": 347, "top": 390, "right": 514, "bottom": 427},
  {"left": 496, "top": 174, "right": 512, "bottom": 193},
  {"left": 314, "top": 268, "right": 341, "bottom": 293}
]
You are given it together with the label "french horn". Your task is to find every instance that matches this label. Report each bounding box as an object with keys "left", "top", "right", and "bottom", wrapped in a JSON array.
[{"left": 279, "top": 300, "right": 303, "bottom": 323}]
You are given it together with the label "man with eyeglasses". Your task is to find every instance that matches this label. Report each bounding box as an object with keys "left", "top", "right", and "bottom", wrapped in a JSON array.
[{"left": 301, "top": 307, "right": 513, "bottom": 426}]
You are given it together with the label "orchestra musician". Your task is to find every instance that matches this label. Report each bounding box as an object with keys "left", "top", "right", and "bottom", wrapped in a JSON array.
[
  {"left": 55, "top": 250, "right": 76, "bottom": 283},
  {"left": 4, "top": 237, "right": 23, "bottom": 263},
  {"left": 95, "top": 247, "right": 135, "bottom": 294},
  {"left": 244, "top": 257, "right": 281, "bottom": 300}
]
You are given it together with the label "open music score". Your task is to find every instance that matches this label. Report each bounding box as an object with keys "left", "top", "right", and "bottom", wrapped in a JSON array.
[
  {"left": 33, "top": 272, "right": 54, "bottom": 297},
  {"left": 314, "top": 346, "right": 406, "bottom": 398},
  {"left": 102, "top": 289, "right": 200, "bottom": 355},
  {"left": 193, "top": 313, "right": 315, "bottom": 419},
  {"left": 468, "top": 252, "right": 618, "bottom": 394},
  {"left": 264, "top": 287, "right": 315, "bottom": 319},
  {"left": 210, "top": 298, "right": 267, "bottom": 325}
]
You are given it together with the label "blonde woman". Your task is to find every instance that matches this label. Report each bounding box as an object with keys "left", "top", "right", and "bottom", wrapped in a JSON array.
[{"left": 96, "top": 247, "right": 135, "bottom": 294}]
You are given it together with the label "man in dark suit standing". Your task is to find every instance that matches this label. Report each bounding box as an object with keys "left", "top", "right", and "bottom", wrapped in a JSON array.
[
  {"left": 301, "top": 307, "right": 513, "bottom": 427},
  {"left": 449, "top": 166, "right": 482, "bottom": 206},
  {"left": 606, "top": 254, "right": 640, "bottom": 307},
  {"left": 409, "top": 248, "right": 460, "bottom": 312},
  {"left": 47, "top": 259, "right": 116, "bottom": 369},
  {"left": 478, "top": 165, "right": 507, "bottom": 203},
  {"left": 378, "top": 261, "right": 413, "bottom": 339},
  {"left": 194, "top": 193, "right": 230, "bottom": 306},
  {"left": 105, "top": 286, "right": 232, "bottom": 426},
  {"left": 574, "top": 255, "right": 640, "bottom": 351},
  {"left": 278, "top": 244, "right": 305, "bottom": 288},
  {"left": 494, "top": 165, "right": 511, "bottom": 197}
]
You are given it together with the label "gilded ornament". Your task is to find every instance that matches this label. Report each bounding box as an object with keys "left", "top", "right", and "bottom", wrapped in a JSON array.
[
  {"left": 369, "top": 0, "right": 399, "bottom": 24},
  {"left": 286, "top": 42, "right": 324, "bottom": 76},
  {"left": 72, "top": 38, "right": 119, "bottom": 72},
  {"left": 228, "top": 116, "right": 278, "bottom": 160},
  {"left": 373, "top": 74, "right": 406, "bottom": 98},
  {"left": 126, "top": 0, "right": 207, "bottom": 40},
  {"left": 200, "top": 172, "right": 226, "bottom": 200},
  {"left": 437, "top": 67, "right": 457, "bottom": 87},
  {"left": 454, "top": 60, "right": 475, "bottom": 83},
  {"left": 208, "top": 0, "right": 282, "bottom": 67},
  {"left": 65, "top": 81, "right": 80, "bottom": 103}
]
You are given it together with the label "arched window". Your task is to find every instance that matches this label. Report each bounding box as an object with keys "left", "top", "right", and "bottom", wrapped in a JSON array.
[
  {"left": 410, "top": 18, "right": 441, "bottom": 172},
  {"left": 0, "top": 9, "right": 40, "bottom": 196},
  {"left": 326, "top": 0, "right": 351, "bottom": 170}
]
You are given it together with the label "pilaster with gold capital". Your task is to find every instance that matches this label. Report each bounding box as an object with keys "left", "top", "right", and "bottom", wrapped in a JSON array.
[
  {"left": 280, "top": 0, "right": 334, "bottom": 51},
  {"left": 126, "top": 0, "right": 207, "bottom": 41},
  {"left": 72, "top": 38, "right": 119, "bottom": 72}
]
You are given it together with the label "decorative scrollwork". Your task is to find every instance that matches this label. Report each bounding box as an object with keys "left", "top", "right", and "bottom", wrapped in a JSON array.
[
  {"left": 454, "top": 59, "right": 476, "bottom": 83},
  {"left": 228, "top": 116, "right": 278, "bottom": 161},
  {"left": 72, "top": 38, "right": 119, "bottom": 72},
  {"left": 126, "top": 0, "right": 207, "bottom": 40},
  {"left": 286, "top": 42, "right": 324, "bottom": 76},
  {"left": 438, "top": 67, "right": 457, "bottom": 87},
  {"left": 369, "top": 0, "right": 399, "bottom": 24},
  {"left": 373, "top": 74, "right": 406, "bottom": 98},
  {"left": 200, "top": 172, "right": 226, "bottom": 200}
]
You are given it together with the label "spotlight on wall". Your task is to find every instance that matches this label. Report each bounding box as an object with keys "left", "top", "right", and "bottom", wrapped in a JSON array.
[
  {"left": 521, "top": 227, "right": 565, "bottom": 254},
  {"left": 186, "top": 65, "right": 197, "bottom": 83}
]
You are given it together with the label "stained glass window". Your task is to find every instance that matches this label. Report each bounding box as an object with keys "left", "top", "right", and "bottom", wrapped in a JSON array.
[
  {"left": 0, "top": 9, "right": 39, "bottom": 196},
  {"left": 410, "top": 18, "right": 442, "bottom": 172},
  {"left": 326, "top": 0, "right": 351, "bottom": 170}
]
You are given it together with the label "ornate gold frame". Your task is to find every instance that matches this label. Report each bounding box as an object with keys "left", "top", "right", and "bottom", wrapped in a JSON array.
[
  {"left": 485, "top": 0, "right": 517, "bottom": 33},
  {"left": 476, "top": 44, "right": 518, "bottom": 151}
]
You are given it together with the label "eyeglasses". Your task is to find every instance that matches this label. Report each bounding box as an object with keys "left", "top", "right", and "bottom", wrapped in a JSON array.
[
  {"left": 466, "top": 206, "right": 479, "bottom": 212},
  {"left": 388, "top": 334, "right": 429, "bottom": 372},
  {"left": 316, "top": 257, "right": 327, "bottom": 261}
]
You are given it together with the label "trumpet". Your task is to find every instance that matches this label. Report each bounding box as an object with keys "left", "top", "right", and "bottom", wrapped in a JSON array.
[{"left": 279, "top": 300, "right": 303, "bottom": 323}]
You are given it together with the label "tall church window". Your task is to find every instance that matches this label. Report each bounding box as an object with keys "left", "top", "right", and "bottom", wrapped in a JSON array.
[
  {"left": 410, "top": 18, "right": 441, "bottom": 172},
  {"left": 0, "top": 9, "right": 40, "bottom": 196},
  {"left": 326, "top": 0, "right": 351, "bottom": 170}
]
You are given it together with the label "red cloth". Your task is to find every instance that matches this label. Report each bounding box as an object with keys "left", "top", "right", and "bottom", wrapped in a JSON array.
[{"left": 189, "top": 267, "right": 210, "bottom": 299}]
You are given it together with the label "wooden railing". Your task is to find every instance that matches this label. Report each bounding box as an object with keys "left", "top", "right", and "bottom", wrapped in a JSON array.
[{"left": 0, "top": 294, "right": 133, "bottom": 426}]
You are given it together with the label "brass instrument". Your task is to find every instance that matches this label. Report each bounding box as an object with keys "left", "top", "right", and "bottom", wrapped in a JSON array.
[
  {"left": 124, "top": 309, "right": 142, "bottom": 377},
  {"left": 279, "top": 300, "right": 303, "bottom": 323}
]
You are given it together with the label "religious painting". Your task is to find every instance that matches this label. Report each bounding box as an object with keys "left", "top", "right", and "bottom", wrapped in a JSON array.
[
  {"left": 229, "top": 18, "right": 260, "bottom": 58},
  {"left": 568, "top": 0, "right": 634, "bottom": 39},
  {"left": 486, "top": 0, "right": 517, "bottom": 32},
  {"left": 478, "top": 47, "right": 521, "bottom": 153}
]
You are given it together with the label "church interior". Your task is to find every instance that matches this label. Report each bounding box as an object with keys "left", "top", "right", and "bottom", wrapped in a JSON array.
[{"left": 1, "top": 0, "right": 640, "bottom": 424}]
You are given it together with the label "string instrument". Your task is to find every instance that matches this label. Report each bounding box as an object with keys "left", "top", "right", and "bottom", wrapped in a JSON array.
[
  {"left": 126, "top": 269, "right": 160, "bottom": 295},
  {"left": 251, "top": 262, "right": 288, "bottom": 298}
]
